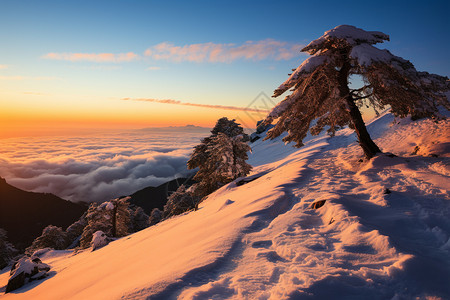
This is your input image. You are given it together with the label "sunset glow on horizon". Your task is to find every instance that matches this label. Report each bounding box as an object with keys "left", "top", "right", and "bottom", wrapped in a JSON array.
[{"left": 1, "top": 0, "right": 448, "bottom": 139}]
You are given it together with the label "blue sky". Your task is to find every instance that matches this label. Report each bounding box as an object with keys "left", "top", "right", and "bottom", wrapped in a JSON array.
[{"left": 0, "top": 0, "right": 448, "bottom": 136}]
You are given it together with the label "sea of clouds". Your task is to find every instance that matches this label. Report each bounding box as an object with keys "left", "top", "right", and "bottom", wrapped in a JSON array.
[{"left": 0, "top": 128, "right": 211, "bottom": 203}]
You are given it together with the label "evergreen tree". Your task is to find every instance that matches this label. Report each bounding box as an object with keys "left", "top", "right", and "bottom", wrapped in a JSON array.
[
  {"left": 149, "top": 208, "right": 163, "bottom": 226},
  {"left": 0, "top": 229, "right": 17, "bottom": 269},
  {"left": 79, "top": 198, "right": 131, "bottom": 248},
  {"left": 112, "top": 197, "right": 131, "bottom": 237},
  {"left": 163, "top": 185, "right": 199, "bottom": 218},
  {"left": 26, "top": 225, "right": 68, "bottom": 255},
  {"left": 130, "top": 206, "right": 150, "bottom": 232},
  {"left": 263, "top": 25, "right": 449, "bottom": 159},
  {"left": 65, "top": 212, "right": 88, "bottom": 248},
  {"left": 208, "top": 133, "right": 252, "bottom": 185},
  {"left": 210, "top": 117, "right": 249, "bottom": 140},
  {"left": 187, "top": 117, "right": 252, "bottom": 197},
  {"left": 80, "top": 202, "right": 112, "bottom": 248}
]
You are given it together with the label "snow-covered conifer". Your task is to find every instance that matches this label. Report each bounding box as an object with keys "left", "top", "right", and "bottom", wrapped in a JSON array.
[
  {"left": 65, "top": 212, "right": 88, "bottom": 248},
  {"left": 208, "top": 133, "right": 252, "bottom": 185},
  {"left": 163, "top": 185, "right": 199, "bottom": 218},
  {"left": 149, "top": 208, "right": 162, "bottom": 226},
  {"left": 263, "top": 25, "right": 449, "bottom": 158},
  {"left": 210, "top": 117, "right": 249, "bottom": 140},
  {"left": 0, "top": 229, "right": 17, "bottom": 269},
  {"left": 188, "top": 117, "right": 252, "bottom": 197},
  {"left": 130, "top": 206, "right": 149, "bottom": 232},
  {"left": 26, "top": 225, "right": 68, "bottom": 255},
  {"left": 79, "top": 198, "right": 132, "bottom": 248},
  {"left": 112, "top": 197, "right": 131, "bottom": 237},
  {"left": 80, "top": 203, "right": 112, "bottom": 248}
]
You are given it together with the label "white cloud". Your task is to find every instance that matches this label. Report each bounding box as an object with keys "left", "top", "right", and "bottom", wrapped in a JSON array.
[{"left": 144, "top": 39, "right": 305, "bottom": 63}]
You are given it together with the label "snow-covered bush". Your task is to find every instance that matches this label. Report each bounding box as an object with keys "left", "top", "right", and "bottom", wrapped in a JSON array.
[{"left": 25, "top": 225, "right": 68, "bottom": 255}]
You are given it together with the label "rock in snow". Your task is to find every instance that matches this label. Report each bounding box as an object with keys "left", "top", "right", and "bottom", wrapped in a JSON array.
[
  {"left": 91, "top": 231, "right": 109, "bottom": 251},
  {"left": 5, "top": 257, "right": 50, "bottom": 293},
  {"left": 0, "top": 110, "right": 449, "bottom": 299}
]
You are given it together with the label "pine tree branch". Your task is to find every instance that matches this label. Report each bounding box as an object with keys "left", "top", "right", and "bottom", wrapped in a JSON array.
[{"left": 353, "top": 93, "right": 373, "bottom": 101}]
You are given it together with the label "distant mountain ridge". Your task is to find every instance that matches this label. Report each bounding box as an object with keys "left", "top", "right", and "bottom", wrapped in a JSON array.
[{"left": 0, "top": 177, "right": 87, "bottom": 251}]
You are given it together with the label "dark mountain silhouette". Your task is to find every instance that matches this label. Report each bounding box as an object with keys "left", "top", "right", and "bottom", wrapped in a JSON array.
[
  {"left": 0, "top": 177, "right": 87, "bottom": 251},
  {"left": 128, "top": 177, "right": 196, "bottom": 214}
]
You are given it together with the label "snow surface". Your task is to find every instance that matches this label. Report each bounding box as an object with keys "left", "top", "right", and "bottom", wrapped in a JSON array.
[
  {"left": 350, "top": 44, "right": 395, "bottom": 67},
  {"left": 1, "top": 111, "right": 449, "bottom": 299},
  {"left": 303, "top": 25, "right": 389, "bottom": 54}
]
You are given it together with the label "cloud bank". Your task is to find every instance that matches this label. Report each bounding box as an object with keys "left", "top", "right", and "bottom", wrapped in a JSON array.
[
  {"left": 144, "top": 39, "right": 304, "bottom": 62},
  {"left": 0, "top": 129, "right": 210, "bottom": 203},
  {"left": 121, "top": 97, "right": 269, "bottom": 113}
]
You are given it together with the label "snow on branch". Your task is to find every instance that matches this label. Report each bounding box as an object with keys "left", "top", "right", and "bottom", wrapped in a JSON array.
[
  {"left": 302, "top": 25, "right": 389, "bottom": 54},
  {"left": 273, "top": 55, "right": 330, "bottom": 97}
]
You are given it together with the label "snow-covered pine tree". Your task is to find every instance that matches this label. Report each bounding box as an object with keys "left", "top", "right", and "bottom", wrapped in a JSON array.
[
  {"left": 111, "top": 197, "right": 131, "bottom": 237},
  {"left": 130, "top": 206, "right": 150, "bottom": 232},
  {"left": 163, "top": 185, "right": 199, "bottom": 218},
  {"left": 210, "top": 117, "right": 249, "bottom": 140},
  {"left": 26, "top": 225, "right": 68, "bottom": 255},
  {"left": 65, "top": 212, "right": 88, "bottom": 248},
  {"left": 79, "top": 198, "right": 132, "bottom": 248},
  {"left": 263, "top": 25, "right": 449, "bottom": 159},
  {"left": 0, "top": 228, "right": 17, "bottom": 269},
  {"left": 208, "top": 133, "right": 252, "bottom": 185},
  {"left": 149, "top": 208, "right": 163, "bottom": 226},
  {"left": 187, "top": 117, "right": 252, "bottom": 197},
  {"left": 79, "top": 202, "right": 114, "bottom": 248}
]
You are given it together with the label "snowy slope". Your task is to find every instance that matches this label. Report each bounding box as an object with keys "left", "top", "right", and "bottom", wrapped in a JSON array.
[{"left": 1, "top": 111, "right": 449, "bottom": 299}]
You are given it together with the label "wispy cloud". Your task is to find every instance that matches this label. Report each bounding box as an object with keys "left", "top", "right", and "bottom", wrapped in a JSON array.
[
  {"left": 0, "top": 64, "right": 8, "bottom": 69},
  {"left": 144, "top": 39, "right": 304, "bottom": 63},
  {"left": 42, "top": 52, "right": 139, "bottom": 63},
  {"left": 121, "top": 97, "right": 269, "bottom": 113}
]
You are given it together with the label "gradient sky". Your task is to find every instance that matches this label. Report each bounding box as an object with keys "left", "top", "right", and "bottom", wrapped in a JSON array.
[{"left": 1, "top": 0, "right": 449, "bottom": 138}]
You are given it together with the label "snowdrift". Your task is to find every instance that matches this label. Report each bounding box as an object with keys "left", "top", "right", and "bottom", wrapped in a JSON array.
[{"left": 1, "top": 111, "right": 449, "bottom": 299}]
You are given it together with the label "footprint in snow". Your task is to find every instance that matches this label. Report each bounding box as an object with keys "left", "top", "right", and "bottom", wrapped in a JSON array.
[{"left": 251, "top": 240, "right": 273, "bottom": 248}]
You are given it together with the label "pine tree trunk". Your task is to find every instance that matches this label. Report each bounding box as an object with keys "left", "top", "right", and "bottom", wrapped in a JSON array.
[{"left": 339, "top": 58, "right": 381, "bottom": 159}]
